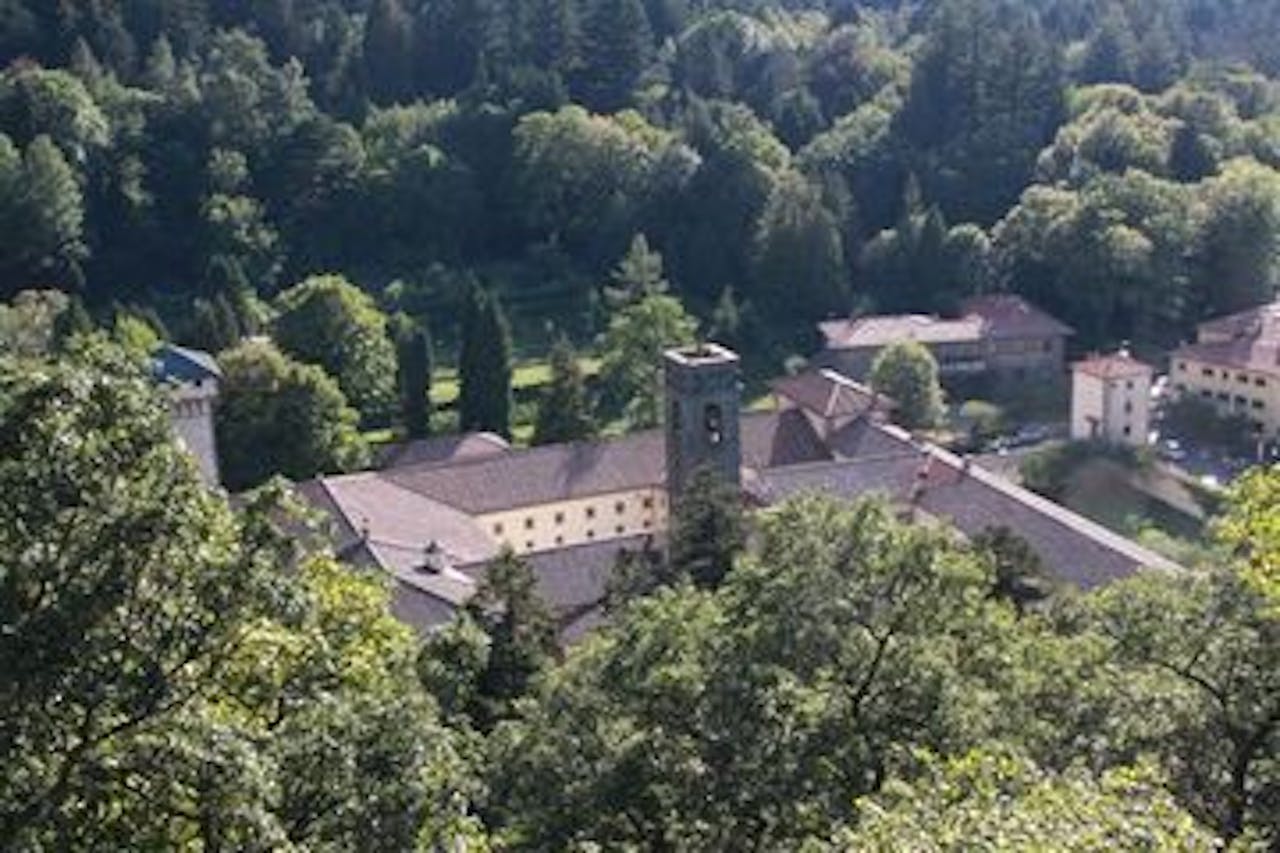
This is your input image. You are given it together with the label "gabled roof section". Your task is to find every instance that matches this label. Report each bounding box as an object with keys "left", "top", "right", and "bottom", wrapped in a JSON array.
[
  {"left": 1196, "top": 300, "right": 1280, "bottom": 342},
  {"left": 152, "top": 343, "right": 221, "bottom": 383},
  {"left": 962, "top": 294, "right": 1075, "bottom": 339},
  {"left": 1073, "top": 352, "right": 1153, "bottom": 381},
  {"left": 739, "top": 408, "right": 833, "bottom": 469},
  {"left": 818, "top": 295, "right": 1072, "bottom": 351},
  {"left": 374, "top": 410, "right": 829, "bottom": 516},
  {"left": 376, "top": 432, "right": 511, "bottom": 470},
  {"left": 763, "top": 420, "right": 1181, "bottom": 588},
  {"left": 1174, "top": 338, "right": 1280, "bottom": 376},
  {"left": 772, "top": 369, "right": 894, "bottom": 420},
  {"left": 384, "top": 430, "right": 667, "bottom": 514}
]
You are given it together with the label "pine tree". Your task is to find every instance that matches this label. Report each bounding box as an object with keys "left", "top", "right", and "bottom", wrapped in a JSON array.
[
  {"left": 458, "top": 285, "right": 513, "bottom": 437},
  {"left": 394, "top": 314, "right": 433, "bottom": 439},
  {"left": 188, "top": 293, "right": 240, "bottom": 354},
  {"left": 528, "top": 0, "right": 579, "bottom": 73},
  {"left": 533, "top": 335, "right": 595, "bottom": 445},
  {"left": 466, "top": 548, "right": 558, "bottom": 727},
  {"left": 605, "top": 233, "right": 668, "bottom": 308},
  {"left": 364, "top": 0, "right": 414, "bottom": 104},
  {"left": 577, "top": 0, "right": 652, "bottom": 111},
  {"left": 668, "top": 464, "right": 746, "bottom": 590},
  {"left": 12, "top": 136, "right": 85, "bottom": 292}
]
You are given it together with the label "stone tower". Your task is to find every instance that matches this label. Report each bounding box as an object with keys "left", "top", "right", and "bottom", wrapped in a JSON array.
[{"left": 664, "top": 343, "right": 742, "bottom": 499}]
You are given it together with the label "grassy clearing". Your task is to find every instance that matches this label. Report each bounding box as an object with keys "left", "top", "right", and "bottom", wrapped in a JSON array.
[{"left": 430, "top": 357, "right": 601, "bottom": 407}]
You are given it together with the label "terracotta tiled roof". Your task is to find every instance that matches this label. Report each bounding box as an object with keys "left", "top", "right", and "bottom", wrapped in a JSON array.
[
  {"left": 962, "top": 294, "right": 1075, "bottom": 339},
  {"left": 1174, "top": 338, "right": 1280, "bottom": 376},
  {"left": 1073, "top": 352, "right": 1153, "bottom": 381},
  {"left": 1196, "top": 300, "right": 1280, "bottom": 342},
  {"left": 772, "top": 369, "right": 894, "bottom": 419},
  {"left": 740, "top": 408, "right": 833, "bottom": 469},
  {"left": 376, "top": 432, "right": 510, "bottom": 469}
]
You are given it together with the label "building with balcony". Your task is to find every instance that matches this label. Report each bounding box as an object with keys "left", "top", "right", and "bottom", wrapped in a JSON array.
[{"left": 816, "top": 295, "right": 1073, "bottom": 383}]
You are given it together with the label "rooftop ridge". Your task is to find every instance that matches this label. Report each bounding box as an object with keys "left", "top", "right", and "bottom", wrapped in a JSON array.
[{"left": 921, "top": 441, "right": 1183, "bottom": 575}]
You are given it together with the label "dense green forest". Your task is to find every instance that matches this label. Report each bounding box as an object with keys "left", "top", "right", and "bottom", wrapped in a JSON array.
[
  {"left": 3, "top": 2, "right": 1280, "bottom": 847},
  {"left": 2, "top": 0, "right": 1280, "bottom": 366}
]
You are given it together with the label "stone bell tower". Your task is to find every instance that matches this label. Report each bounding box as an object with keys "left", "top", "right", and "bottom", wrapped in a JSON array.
[{"left": 663, "top": 343, "right": 742, "bottom": 500}]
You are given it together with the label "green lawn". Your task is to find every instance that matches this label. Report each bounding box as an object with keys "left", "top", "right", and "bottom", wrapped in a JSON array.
[{"left": 431, "top": 357, "right": 601, "bottom": 407}]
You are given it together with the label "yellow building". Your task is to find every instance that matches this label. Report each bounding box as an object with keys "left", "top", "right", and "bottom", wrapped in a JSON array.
[{"left": 1170, "top": 300, "right": 1280, "bottom": 441}]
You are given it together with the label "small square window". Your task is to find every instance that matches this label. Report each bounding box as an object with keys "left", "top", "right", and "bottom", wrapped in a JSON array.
[
  {"left": 1256, "top": 378, "right": 1267, "bottom": 388},
  {"left": 1251, "top": 399, "right": 1264, "bottom": 410},
  {"left": 1122, "top": 425, "right": 1131, "bottom": 436},
  {"left": 642, "top": 519, "right": 652, "bottom": 529},
  {"left": 1178, "top": 362, "right": 1187, "bottom": 372},
  {"left": 615, "top": 501, "right": 625, "bottom": 515},
  {"left": 642, "top": 497, "right": 654, "bottom": 509},
  {"left": 1238, "top": 373, "right": 1249, "bottom": 383},
  {"left": 525, "top": 518, "right": 535, "bottom": 530},
  {"left": 1123, "top": 401, "right": 1132, "bottom": 414},
  {"left": 1202, "top": 368, "right": 1214, "bottom": 377},
  {"left": 554, "top": 512, "right": 565, "bottom": 524},
  {"left": 585, "top": 507, "right": 595, "bottom": 519},
  {"left": 586, "top": 529, "right": 595, "bottom": 539},
  {"left": 493, "top": 523, "right": 504, "bottom": 535},
  {"left": 615, "top": 525, "right": 625, "bottom": 535},
  {"left": 554, "top": 535, "right": 564, "bottom": 545},
  {"left": 525, "top": 541, "right": 535, "bottom": 550}
]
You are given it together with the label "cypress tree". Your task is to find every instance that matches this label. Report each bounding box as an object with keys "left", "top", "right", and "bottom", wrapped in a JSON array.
[
  {"left": 668, "top": 465, "right": 747, "bottom": 590},
  {"left": 577, "top": 0, "right": 652, "bottom": 111},
  {"left": 394, "top": 314, "right": 433, "bottom": 439},
  {"left": 364, "top": 0, "right": 414, "bottom": 103},
  {"left": 458, "top": 285, "right": 512, "bottom": 438},
  {"left": 532, "top": 335, "right": 595, "bottom": 445}
]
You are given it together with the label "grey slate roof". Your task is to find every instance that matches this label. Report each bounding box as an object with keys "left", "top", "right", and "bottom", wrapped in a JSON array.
[
  {"left": 772, "top": 369, "right": 893, "bottom": 420},
  {"left": 760, "top": 423, "right": 1181, "bottom": 589},
  {"left": 152, "top": 343, "right": 221, "bottom": 383},
  {"left": 381, "top": 410, "right": 828, "bottom": 515},
  {"left": 375, "top": 432, "right": 511, "bottom": 469}
]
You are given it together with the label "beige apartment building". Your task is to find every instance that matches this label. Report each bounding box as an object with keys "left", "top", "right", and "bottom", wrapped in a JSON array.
[{"left": 1170, "top": 300, "right": 1280, "bottom": 440}]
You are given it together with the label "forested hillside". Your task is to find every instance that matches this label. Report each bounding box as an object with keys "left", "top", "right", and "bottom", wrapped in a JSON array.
[{"left": 3, "top": 0, "right": 1280, "bottom": 363}]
